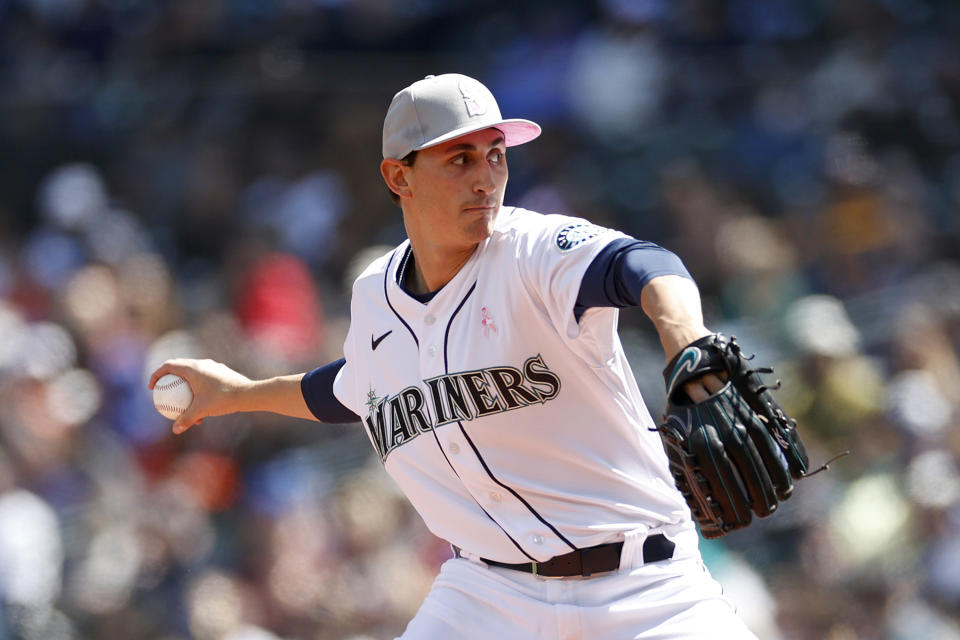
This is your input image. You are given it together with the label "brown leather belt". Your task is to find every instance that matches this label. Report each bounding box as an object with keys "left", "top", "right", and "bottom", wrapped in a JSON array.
[{"left": 454, "top": 533, "right": 676, "bottom": 578}]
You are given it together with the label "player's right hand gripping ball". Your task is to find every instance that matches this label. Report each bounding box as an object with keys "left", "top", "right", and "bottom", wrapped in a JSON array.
[
  {"left": 658, "top": 334, "right": 810, "bottom": 539},
  {"left": 153, "top": 374, "right": 193, "bottom": 421}
]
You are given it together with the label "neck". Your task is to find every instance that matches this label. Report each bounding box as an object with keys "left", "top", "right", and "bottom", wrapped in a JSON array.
[{"left": 405, "top": 239, "right": 478, "bottom": 294}]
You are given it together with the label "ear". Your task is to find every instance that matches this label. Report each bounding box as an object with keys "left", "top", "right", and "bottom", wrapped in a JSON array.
[{"left": 381, "top": 159, "right": 412, "bottom": 200}]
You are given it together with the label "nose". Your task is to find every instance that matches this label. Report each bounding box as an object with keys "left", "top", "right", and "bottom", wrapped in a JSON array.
[{"left": 473, "top": 163, "right": 497, "bottom": 196}]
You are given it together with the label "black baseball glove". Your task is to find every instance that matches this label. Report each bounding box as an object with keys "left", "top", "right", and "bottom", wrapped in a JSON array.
[{"left": 658, "top": 334, "right": 810, "bottom": 539}]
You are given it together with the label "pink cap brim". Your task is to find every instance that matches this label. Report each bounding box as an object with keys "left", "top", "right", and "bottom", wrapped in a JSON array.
[{"left": 412, "top": 118, "right": 542, "bottom": 152}]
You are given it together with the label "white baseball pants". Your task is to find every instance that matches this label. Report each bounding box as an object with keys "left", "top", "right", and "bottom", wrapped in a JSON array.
[{"left": 398, "top": 531, "right": 758, "bottom": 640}]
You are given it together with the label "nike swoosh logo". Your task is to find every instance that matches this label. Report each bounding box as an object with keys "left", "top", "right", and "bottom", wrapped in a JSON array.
[
  {"left": 666, "top": 347, "right": 702, "bottom": 398},
  {"left": 371, "top": 330, "right": 393, "bottom": 351}
]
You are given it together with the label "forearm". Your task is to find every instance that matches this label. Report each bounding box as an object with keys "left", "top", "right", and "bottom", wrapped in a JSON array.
[
  {"left": 233, "top": 373, "right": 317, "bottom": 421},
  {"left": 640, "top": 275, "right": 712, "bottom": 362},
  {"left": 150, "top": 358, "right": 322, "bottom": 433}
]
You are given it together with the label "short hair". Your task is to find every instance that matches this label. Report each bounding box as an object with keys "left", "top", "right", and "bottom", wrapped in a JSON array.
[{"left": 389, "top": 150, "right": 418, "bottom": 206}]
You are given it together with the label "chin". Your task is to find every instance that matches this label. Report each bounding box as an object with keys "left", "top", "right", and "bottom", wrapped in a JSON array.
[
  {"left": 459, "top": 210, "right": 495, "bottom": 241},
  {"left": 468, "top": 218, "right": 496, "bottom": 243}
]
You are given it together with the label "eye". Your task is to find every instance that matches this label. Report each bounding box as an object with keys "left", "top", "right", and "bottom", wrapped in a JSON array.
[
  {"left": 451, "top": 154, "right": 468, "bottom": 166},
  {"left": 489, "top": 150, "right": 504, "bottom": 164}
]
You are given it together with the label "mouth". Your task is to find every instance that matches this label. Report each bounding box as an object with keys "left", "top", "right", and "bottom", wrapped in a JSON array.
[{"left": 462, "top": 204, "right": 497, "bottom": 214}]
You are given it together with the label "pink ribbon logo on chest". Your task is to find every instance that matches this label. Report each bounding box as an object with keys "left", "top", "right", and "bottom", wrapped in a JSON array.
[{"left": 481, "top": 307, "right": 499, "bottom": 337}]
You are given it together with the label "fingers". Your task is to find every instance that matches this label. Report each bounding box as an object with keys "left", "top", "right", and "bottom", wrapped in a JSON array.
[
  {"left": 172, "top": 415, "right": 203, "bottom": 435},
  {"left": 149, "top": 357, "right": 243, "bottom": 435},
  {"left": 684, "top": 381, "right": 710, "bottom": 403},
  {"left": 701, "top": 372, "right": 727, "bottom": 393},
  {"left": 149, "top": 358, "right": 204, "bottom": 434},
  {"left": 149, "top": 358, "right": 197, "bottom": 389},
  {"left": 171, "top": 393, "right": 206, "bottom": 435},
  {"left": 683, "top": 372, "right": 728, "bottom": 403},
  {"left": 170, "top": 386, "right": 201, "bottom": 435}
]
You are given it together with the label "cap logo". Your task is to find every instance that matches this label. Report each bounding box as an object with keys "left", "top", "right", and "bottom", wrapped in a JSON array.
[{"left": 459, "top": 79, "right": 487, "bottom": 117}]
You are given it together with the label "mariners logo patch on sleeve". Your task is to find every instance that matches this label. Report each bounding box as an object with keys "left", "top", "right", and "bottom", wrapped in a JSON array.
[{"left": 555, "top": 223, "right": 606, "bottom": 252}]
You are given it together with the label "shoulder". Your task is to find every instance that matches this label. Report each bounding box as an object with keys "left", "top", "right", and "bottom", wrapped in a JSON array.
[
  {"left": 492, "top": 206, "right": 618, "bottom": 254},
  {"left": 348, "top": 242, "right": 406, "bottom": 294},
  {"left": 492, "top": 206, "right": 574, "bottom": 235}
]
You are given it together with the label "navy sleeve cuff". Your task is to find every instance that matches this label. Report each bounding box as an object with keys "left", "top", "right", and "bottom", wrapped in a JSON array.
[
  {"left": 301, "top": 358, "right": 361, "bottom": 423},
  {"left": 575, "top": 238, "right": 692, "bottom": 319}
]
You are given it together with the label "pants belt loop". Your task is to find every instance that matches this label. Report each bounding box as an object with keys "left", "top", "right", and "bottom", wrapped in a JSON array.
[{"left": 619, "top": 527, "right": 650, "bottom": 570}]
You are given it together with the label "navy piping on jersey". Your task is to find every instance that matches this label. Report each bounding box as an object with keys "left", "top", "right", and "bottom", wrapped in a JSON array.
[
  {"left": 441, "top": 281, "right": 476, "bottom": 373},
  {"left": 397, "top": 244, "right": 412, "bottom": 283},
  {"left": 443, "top": 280, "right": 579, "bottom": 555},
  {"left": 389, "top": 248, "right": 535, "bottom": 561},
  {"left": 422, "top": 280, "right": 535, "bottom": 561},
  {"left": 383, "top": 249, "right": 419, "bottom": 347},
  {"left": 424, "top": 397, "right": 538, "bottom": 562},
  {"left": 397, "top": 245, "right": 440, "bottom": 304}
]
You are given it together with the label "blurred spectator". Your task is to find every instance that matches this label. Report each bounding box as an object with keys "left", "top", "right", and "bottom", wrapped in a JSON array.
[{"left": 1, "top": 1, "right": 959, "bottom": 637}]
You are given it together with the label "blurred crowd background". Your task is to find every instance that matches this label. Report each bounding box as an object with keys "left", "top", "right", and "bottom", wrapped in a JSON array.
[{"left": 1, "top": 0, "right": 959, "bottom": 638}]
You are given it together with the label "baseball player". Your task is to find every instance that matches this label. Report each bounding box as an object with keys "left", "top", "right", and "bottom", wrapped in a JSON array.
[{"left": 151, "top": 74, "right": 811, "bottom": 638}]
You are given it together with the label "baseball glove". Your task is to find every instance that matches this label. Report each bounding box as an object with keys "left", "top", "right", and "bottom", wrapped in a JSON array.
[{"left": 658, "top": 334, "right": 810, "bottom": 539}]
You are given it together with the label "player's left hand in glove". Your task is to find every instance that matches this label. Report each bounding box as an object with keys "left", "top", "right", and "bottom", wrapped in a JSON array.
[{"left": 658, "top": 334, "right": 811, "bottom": 539}]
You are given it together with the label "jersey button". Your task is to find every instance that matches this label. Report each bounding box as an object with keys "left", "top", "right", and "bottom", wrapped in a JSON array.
[
  {"left": 448, "top": 442, "right": 460, "bottom": 455},
  {"left": 427, "top": 345, "right": 437, "bottom": 357},
  {"left": 425, "top": 315, "right": 436, "bottom": 326},
  {"left": 532, "top": 534, "right": 544, "bottom": 545},
  {"left": 489, "top": 492, "right": 501, "bottom": 502}
]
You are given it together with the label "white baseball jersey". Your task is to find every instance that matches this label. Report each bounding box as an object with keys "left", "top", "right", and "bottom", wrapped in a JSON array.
[{"left": 333, "top": 207, "right": 694, "bottom": 563}]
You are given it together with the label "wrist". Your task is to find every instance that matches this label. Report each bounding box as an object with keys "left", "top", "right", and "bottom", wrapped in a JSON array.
[
  {"left": 657, "top": 324, "right": 712, "bottom": 362},
  {"left": 223, "top": 375, "right": 257, "bottom": 413}
]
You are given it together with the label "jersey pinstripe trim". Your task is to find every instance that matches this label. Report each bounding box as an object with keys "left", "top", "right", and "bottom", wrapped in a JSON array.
[
  {"left": 383, "top": 269, "right": 536, "bottom": 562},
  {"left": 383, "top": 249, "right": 419, "bottom": 347},
  {"left": 426, "top": 419, "right": 538, "bottom": 562},
  {"left": 443, "top": 280, "right": 578, "bottom": 555},
  {"left": 431, "top": 280, "right": 536, "bottom": 561},
  {"left": 382, "top": 251, "right": 536, "bottom": 561}
]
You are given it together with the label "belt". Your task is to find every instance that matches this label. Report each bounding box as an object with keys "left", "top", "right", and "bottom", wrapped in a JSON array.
[{"left": 454, "top": 533, "right": 676, "bottom": 578}]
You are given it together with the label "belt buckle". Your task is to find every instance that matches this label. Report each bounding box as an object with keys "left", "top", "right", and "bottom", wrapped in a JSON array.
[{"left": 531, "top": 562, "right": 567, "bottom": 580}]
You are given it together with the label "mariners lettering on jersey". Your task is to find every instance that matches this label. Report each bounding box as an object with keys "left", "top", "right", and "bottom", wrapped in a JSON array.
[{"left": 364, "top": 354, "right": 561, "bottom": 461}]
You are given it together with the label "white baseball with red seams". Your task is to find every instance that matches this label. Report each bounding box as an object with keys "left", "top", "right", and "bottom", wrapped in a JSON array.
[{"left": 153, "top": 374, "right": 193, "bottom": 420}]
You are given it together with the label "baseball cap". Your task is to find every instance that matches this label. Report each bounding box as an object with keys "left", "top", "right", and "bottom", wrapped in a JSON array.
[{"left": 382, "top": 74, "right": 542, "bottom": 159}]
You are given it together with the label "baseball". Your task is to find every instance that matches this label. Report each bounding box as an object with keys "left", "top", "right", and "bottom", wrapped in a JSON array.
[{"left": 153, "top": 374, "right": 193, "bottom": 420}]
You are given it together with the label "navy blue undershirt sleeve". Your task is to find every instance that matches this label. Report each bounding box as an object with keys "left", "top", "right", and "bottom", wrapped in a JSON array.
[
  {"left": 574, "top": 237, "right": 692, "bottom": 321},
  {"left": 301, "top": 358, "right": 361, "bottom": 423}
]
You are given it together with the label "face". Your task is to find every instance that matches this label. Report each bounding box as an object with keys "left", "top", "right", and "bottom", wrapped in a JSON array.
[{"left": 395, "top": 128, "right": 508, "bottom": 254}]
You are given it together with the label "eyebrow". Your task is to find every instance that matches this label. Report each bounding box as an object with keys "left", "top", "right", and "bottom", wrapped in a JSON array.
[{"left": 443, "top": 136, "right": 506, "bottom": 153}]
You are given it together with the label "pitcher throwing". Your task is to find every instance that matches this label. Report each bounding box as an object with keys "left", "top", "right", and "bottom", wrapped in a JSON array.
[{"left": 151, "top": 73, "right": 812, "bottom": 639}]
